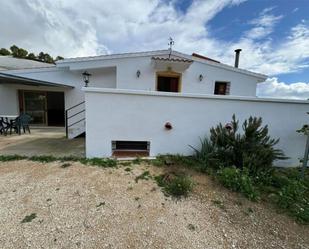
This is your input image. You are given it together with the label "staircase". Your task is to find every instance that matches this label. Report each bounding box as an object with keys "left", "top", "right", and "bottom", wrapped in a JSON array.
[{"left": 65, "top": 101, "right": 85, "bottom": 139}]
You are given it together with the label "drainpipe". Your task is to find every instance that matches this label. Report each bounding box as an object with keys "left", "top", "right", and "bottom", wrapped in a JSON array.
[{"left": 234, "top": 49, "right": 242, "bottom": 68}]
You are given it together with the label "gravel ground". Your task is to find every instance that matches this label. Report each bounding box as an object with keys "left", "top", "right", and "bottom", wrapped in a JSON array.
[{"left": 0, "top": 160, "right": 308, "bottom": 249}]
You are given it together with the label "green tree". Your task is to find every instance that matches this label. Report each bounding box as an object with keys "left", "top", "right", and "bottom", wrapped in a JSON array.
[
  {"left": 55, "top": 56, "right": 64, "bottom": 61},
  {"left": 1, "top": 45, "right": 61, "bottom": 64},
  {"left": 27, "top": 53, "right": 36, "bottom": 60},
  {"left": 0, "top": 48, "right": 11, "bottom": 56},
  {"left": 10, "top": 45, "right": 19, "bottom": 55},
  {"left": 10, "top": 45, "right": 28, "bottom": 58},
  {"left": 43, "top": 53, "right": 54, "bottom": 63}
]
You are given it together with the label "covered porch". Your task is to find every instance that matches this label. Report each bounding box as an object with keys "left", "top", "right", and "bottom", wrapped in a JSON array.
[
  {"left": 0, "top": 72, "right": 73, "bottom": 127},
  {"left": 0, "top": 127, "right": 85, "bottom": 157}
]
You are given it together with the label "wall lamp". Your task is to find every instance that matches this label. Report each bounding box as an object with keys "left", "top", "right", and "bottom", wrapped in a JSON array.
[
  {"left": 82, "top": 71, "right": 91, "bottom": 87},
  {"left": 136, "top": 70, "right": 141, "bottom": 78},
  {"left": 199, "top": 74, "right": 203, "bottom": 82}
]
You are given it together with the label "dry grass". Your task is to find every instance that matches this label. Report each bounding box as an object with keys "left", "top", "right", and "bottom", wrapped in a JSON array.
[{"left": 0, "top": 160, "right": 308, "bottom": 249}]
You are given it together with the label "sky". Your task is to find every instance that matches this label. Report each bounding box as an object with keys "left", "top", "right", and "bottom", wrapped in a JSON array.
[{"left": 0, "top": 0, "right": 308, "bottom": 99}]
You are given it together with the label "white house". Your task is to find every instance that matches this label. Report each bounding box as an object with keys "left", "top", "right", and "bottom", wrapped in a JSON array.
[{"left": 0, "top": 49, "right": 308, "bottom": 165}]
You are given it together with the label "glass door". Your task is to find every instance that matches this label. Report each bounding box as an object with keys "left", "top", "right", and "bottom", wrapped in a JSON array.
[{"left": 23, "top": 91, "right": 47, "bottom": 125}]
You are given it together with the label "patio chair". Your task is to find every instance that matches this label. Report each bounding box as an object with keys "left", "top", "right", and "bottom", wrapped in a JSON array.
[
  {"left": 7, "top": 114, "right": 32, "bottom": 135},
  {"left": 19, "top": 114, "right": 32, "bottom": 134},
  {"left": 0, "top": 118, "right": 4, "bottom": 135},
  {"left": 8, "top": 117, "right": 21, "bottom": 135}
]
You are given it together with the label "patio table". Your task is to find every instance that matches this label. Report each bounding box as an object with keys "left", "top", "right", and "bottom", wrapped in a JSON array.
[
  {"left": 0, "top": 115, "right": 18, "bottom": 119},
  {"left": 0, "top": 115, "right": 18, "bottom": 135}
]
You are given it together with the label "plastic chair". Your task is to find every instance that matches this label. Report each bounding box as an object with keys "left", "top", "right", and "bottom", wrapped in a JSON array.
[{"left": 19, "top": 114, "right": 32, "bottom": 134}]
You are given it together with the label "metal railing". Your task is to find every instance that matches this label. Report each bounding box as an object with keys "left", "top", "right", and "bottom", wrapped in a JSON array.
[{"left": 65, "top": 101, "right": 85, "bottom": 138}]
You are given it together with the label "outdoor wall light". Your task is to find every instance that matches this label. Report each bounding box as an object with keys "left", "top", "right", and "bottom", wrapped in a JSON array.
[
  {"left": 136, "top": 70, "right": 141, "bottom": 78},
  {"left": 82, "top": 71, "right": 91, "bottom": 87},
  {"left": 165, "top": 122, "right": 173, "bottom": 130},
  {"left": 225, "top": 122, "right": 233, "bottom": 133},
  {"left": 199, "top": 74, "right": 203, "bottom": 81}
]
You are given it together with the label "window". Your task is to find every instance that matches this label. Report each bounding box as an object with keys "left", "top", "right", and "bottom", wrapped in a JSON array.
[
  {"left": 156, "top": 73, "right": 181, "bottom": 92},
  {"left": 112, "top": 141, "right": 150, "bottom": 157},
  {"left": 214, "top": 82, "right": 230, "bottom": 95}
]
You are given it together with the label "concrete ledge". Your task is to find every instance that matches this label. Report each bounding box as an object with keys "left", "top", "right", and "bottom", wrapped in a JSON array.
[{"left": 83, "top": 87, "right": 309, "bottom": 105}]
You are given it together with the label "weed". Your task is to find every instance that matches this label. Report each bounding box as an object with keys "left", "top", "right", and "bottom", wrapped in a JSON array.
[
  {"left": 134, "top": 197, "right": 140, "bottom": 201},
  {"left": 217, "top": 167, "right": 258, "bottom": 201},
  {"left": 0, "top": 154, "right": 117, "bottom": 168},
  {"left": 132, "top": 157, "right": 143, "bottom": 165},
  {"left": 276, "top": 180, "right": 309, "bottom": 223},
  {"left": 127, "top": 186, "right": 133, "bottom": 191},
  {"left": 60, "top": 163, "right": 71, "bottom": 168},
  {"left": 124, "top": 167, "right": 131, "bottom": 172},
  {"left": 187, "top": 223, "right": 196, "bottom": 231},
  {"left": 119, "top": 161, "right": 132, "bottom": 167},
  {"left": 212, "top": 199, "right": 225, "bottom": 210},
  {"left": 80, "top": 158, "right": 117, "bottom": 168},
  {"left": 135, "top": 171, "right": 151, "bottom": 182},
  {"left": 151, "top": 154, "right": 198, "bottom": 168},
  {"left": 29, "top": 155, "right": 58, "bottom": 163},
  {"left": 154, "top": 173, "right": 193, "bottom": 197},
  {"left": 243, "top": 207, "right": 254, "bottom": 216},
  {"left": 0, "top": 155, "right": 27, "bottom": 161},
  {"left": 96, "top": 202, "right": 105, "bottom": 207},
  {"left": 21, "top": 213, "right": 37, "bottom": 223}
]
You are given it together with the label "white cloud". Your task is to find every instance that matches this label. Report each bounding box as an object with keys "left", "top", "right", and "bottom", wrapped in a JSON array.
[
  {"left": 257, "top": 77, "right": 309, "bottom": 100},
  {"left": 0, "top": 0, "right": 309, "bottom": 99},
  {"left": 246, "top": 7, "right": 283, "bottom": 39}
]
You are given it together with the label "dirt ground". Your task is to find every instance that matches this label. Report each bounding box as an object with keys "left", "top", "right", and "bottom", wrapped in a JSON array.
[{"left": 0, "top": 160, "right": 308, "bottom": 249}]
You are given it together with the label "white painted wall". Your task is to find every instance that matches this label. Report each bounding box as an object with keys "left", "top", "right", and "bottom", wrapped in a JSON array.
[
  {"left": 0, "top": 83, "right": 67, "bottom": 116},
  {"left": 2, "top": 51, "right": 262, "bottom": 118},
  {"left": 62, "top": 55, "right": 261, "bottom": 96},
  {"left": 85, "top": 88, "right": 309, "bottom": 166},
  {"left": 6, "top": 66, "right": 116, "bottom": 110},
  {"left": 115, "top": 56, "right": 259, "bottom": 96},
  {"left": 0, "top": 84, "right": 19, "bottom": 115}
]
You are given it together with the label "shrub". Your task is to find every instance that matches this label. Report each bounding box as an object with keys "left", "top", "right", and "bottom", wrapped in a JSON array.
[
  {"left": 29, "top": 155, "right": 58, "bottom": 163},
  {"left": 276, "top": 180, "right": 309, "bottom": 223},
  {"left": 0, "top": 155, "right": 27, "bottom": 161},
  {"left": 190, "top": 138, "right": 218, "bottom": 171},
  {"left": 155, "top": 173, "right": 194, "bottom": 197},
  {"left": 135, "top": 171, "right": 151, "bottom": 182},
  {"left": 80, "top": 158, "right": 117, "bottom": 168},
  {"left": 217, "top": 167, "right": 258, "bottom": 200},
  {"left": 151, "top": 154, "right": 197, "bottom": 168},
  {"left": 192, "top": 115, "right": 286, "bottom": 176}
]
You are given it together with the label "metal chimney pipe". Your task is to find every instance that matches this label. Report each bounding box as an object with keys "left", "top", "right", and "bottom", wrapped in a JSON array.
[{"left": 234, "top": 49, "right": 242, "bottom": 68}]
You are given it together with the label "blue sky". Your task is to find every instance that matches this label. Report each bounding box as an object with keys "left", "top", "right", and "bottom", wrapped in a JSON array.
[
  {"left": 0, "top": 0, "right": 308, "bottom": 98},
  {"left": 189, "top": 0, "right": 309, "bottom": 84}
]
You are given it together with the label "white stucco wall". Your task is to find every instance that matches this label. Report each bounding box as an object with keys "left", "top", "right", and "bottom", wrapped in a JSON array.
[
  {"left": 115, "top": 56, "right": 259, "bottom": 96},
  {"left": 60, "top": 55, "right": 260, "bottom": 96},
  {"left": 0, "top": 84, "right": 19, "bottom": 115},
  {"left": 85, "top": 88, "right": 309, "bottom": 166},
  {"left": 0, "top": 83, "right": 67, "bottom": 116},
  {"left": 2, "top": 51, "right": 263, "bottom": 118},
  {"left": 6, "top": 66, "right": 116, "bottom": 110}
]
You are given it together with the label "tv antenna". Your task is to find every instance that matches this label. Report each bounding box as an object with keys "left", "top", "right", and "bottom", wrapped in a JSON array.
[{"left": 168, "top": 37, "right": 174, "bottom": 58}]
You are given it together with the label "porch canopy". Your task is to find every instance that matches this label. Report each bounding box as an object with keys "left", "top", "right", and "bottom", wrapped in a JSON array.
[
  {"left": 0, "top": 72, "right": 73, "bottom": 88},
  {"left": 151, "top": 56, "right": 193, "bottom": 72}
]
